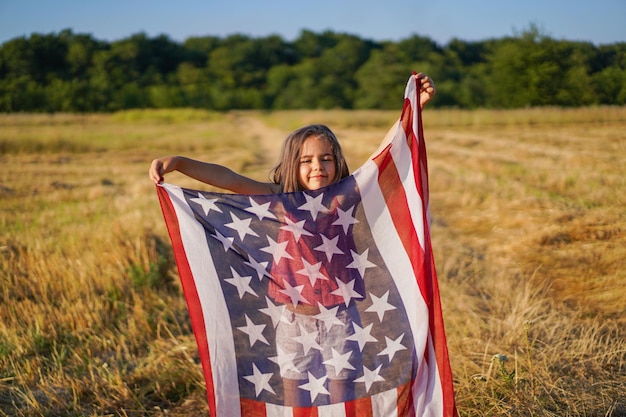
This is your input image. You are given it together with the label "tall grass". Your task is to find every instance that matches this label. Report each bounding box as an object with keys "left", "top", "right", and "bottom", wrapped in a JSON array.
[{"left": 1, "top": 108, "right": 624, "bottom": 416}]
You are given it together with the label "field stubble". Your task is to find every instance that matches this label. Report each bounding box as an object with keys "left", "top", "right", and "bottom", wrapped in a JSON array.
[{"left": 1, "top": 107, "right": 624, "bottom": 416}]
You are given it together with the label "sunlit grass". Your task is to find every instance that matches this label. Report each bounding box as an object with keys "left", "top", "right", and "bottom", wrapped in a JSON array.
[{"left": 1, "top": 107, "right": 624, "bottom": 416}]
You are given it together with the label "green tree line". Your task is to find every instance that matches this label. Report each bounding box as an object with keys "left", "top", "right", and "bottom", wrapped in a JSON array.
[{"left": 1, "top": 26, "right": 625, "bottom": 112}]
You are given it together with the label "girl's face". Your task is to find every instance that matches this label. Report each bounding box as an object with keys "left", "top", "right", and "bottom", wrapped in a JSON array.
[{"left": 297, "top": 135, "right": 337, "bottom": 190}]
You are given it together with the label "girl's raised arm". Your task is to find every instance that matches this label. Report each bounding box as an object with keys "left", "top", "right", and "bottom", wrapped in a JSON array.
[{"left": 149, "top": 156, "right": 280, "bottom": 195}]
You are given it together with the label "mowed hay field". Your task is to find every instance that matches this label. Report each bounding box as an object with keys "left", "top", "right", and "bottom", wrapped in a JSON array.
[{"left": 1, "top": 107, "right": 625, "bottom": 416}]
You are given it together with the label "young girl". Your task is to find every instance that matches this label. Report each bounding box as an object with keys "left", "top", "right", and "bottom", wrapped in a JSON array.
[{"left": 149, "top": 73, "right": 436, "bottom": 407}]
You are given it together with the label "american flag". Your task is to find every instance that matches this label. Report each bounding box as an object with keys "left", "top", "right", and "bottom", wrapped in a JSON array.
[{"left": 156, "top": 76, "right": 457, "bottom": 417}]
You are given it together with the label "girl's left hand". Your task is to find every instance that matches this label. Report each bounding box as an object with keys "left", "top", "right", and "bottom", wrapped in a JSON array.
[{"left": 414, "top": 73, "right": 436, "bottom": 109}]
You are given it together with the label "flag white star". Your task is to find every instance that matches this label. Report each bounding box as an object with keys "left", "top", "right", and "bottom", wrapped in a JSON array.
[
  {"left": 243, "top": 363, "right": 276, "bottom": 397},
  {"left": 378, "top": 333, "right": 407, "bottom": 362},
  {"left": 296, "top": 259, "right": 328, "bottom": 287},
  {"left": 346, "top": 248, "right": 376, "bottom": 278},
  {"left": 332, "top": 205, "right": 359, "bottom": 234},
  {"left": 331, "top": 278, "right": 364, "bottom": 307},
  {"left": 365, "top": 290, "right": 396, "bottom": 322},
  {"left": 297, "top": 193, "right": 328, "bottom": 220},
  {"left": 260, "top": 236, "right": 293, "bottom": 264},
  {"left": 280, "top": 216, "right": 313, "bottom": 242},
  {"left": 293, "top": 323, "right": 322, "bottom": 355},
  {"left": 298, "top": 372, "right": 329, "bottom": 403},
  {"left": 245, "top": 198, "right": 277, "bottom": 221},
  {"left": 237, "top": 315, "right": 269, "bottom": 347},
  {"left": 211, "top": 229, "right": 234, "bottom": 252},
  {"left": 278, "top": 280, "right": 308, "bottom": 306},
  {"left": 314, "top": 233, "right": 344, "bottom": 262},
  {"left": 225, "top": 212, "right": 259, "bottom": 241},
  {"left": 190, "top": 193, "right": 222, "bottom": 215},
  {"left": 347, "top": 322, "right": 377, "bottom": 351},
  {"left": 268, "top": 345, "right": 299, "bottom": 377},
  {"left": 354, "top": 364, "right": 385, "bottom": 392},
  {"left": 258, "top": 296, "right": 287, "bottom": 328},
  {"left": 244, "top": 255, "right": 269, "bottom": 281},
  {"left": 322, "top": 348, "right": 355, "bottom": 376},
  {"left": 224, "top": 267, "right": 257, "bottom": 299},
  {"left": 313, "top": 304, "right": 344, "bottom": 330}
]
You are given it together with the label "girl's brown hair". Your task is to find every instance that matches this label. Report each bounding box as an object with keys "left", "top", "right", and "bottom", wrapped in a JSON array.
[{"left": 271, "top": 124, "right": 349, "bottom": 192}]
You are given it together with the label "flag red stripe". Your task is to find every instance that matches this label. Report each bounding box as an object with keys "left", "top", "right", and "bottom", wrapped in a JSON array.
[
  {"left": 240, "top": 397, "right": 266, "bottom": 417},
  {"left": 372, "top": 82, "right": 457, "bottom": 416},
  {"left": 396, "top": 381, "right": 415, "bottom": 417},
  {"left": 293, "top": 406, "right": 318, "bottom": 417},
  {"left": 372, "top": 112, "right": 427, "bottom": 303},
  {"left": 346, "top": 395, "right": 373, "bottom": 417},
  {"left": 156, "top": 186, "right": 217, "bottom": 414},
  {"left": 407, "top": 84, "right": 458, "bottom": 417}
]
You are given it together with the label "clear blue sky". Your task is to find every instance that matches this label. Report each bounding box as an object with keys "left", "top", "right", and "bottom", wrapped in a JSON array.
[{"left": 1, "top": 0, "right": 625, "bottom": 46}]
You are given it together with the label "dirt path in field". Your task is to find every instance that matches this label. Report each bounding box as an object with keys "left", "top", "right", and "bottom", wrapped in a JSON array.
[{"left": 233, "top": 112, "right": 286, "bottom": 167}]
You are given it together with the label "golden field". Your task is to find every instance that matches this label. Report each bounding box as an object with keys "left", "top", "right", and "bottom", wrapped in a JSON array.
[{"left": 1, "top": 107, "right": 625, "bottom": 416}]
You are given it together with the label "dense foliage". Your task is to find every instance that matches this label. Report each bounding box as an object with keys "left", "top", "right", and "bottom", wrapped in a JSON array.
[{"left": 1, "top": 26, "right": 625, "bottom": 112}]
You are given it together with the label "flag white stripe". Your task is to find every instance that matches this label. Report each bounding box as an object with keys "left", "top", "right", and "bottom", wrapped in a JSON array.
[
  {"left": 318, "top": 402, "right": 348, "bottom": 417},
  {"left": 265, "top": 402, "right": 291, "bottom": 417},
  {"left": 421, "top": 335, "right": 444, "bottom": 417},
  {"left": 412, "top": 356, "right": 429, "bottom": 416},
  {"left": 388, "top": 114, "right": 426, "bottom": 250},
  {"left": 163, "top": 183, "right": 241, "bottom": 417},
  {"left": 372, "top": 388, "right": 399, "bottom": 417}
]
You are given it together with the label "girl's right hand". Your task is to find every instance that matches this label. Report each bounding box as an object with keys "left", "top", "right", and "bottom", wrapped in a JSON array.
[{"left": 149, "top": 156, "right": 178, "bottom": 184}]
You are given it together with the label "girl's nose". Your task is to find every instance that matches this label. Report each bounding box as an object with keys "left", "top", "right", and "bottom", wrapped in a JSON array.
[{"left": 312, "top": 159, "right": 323, "bottom": 171}]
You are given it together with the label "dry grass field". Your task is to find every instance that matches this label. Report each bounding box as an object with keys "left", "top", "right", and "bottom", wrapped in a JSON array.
[{"left": 1, "top": 106, "right": 625, "bottom": 416}]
